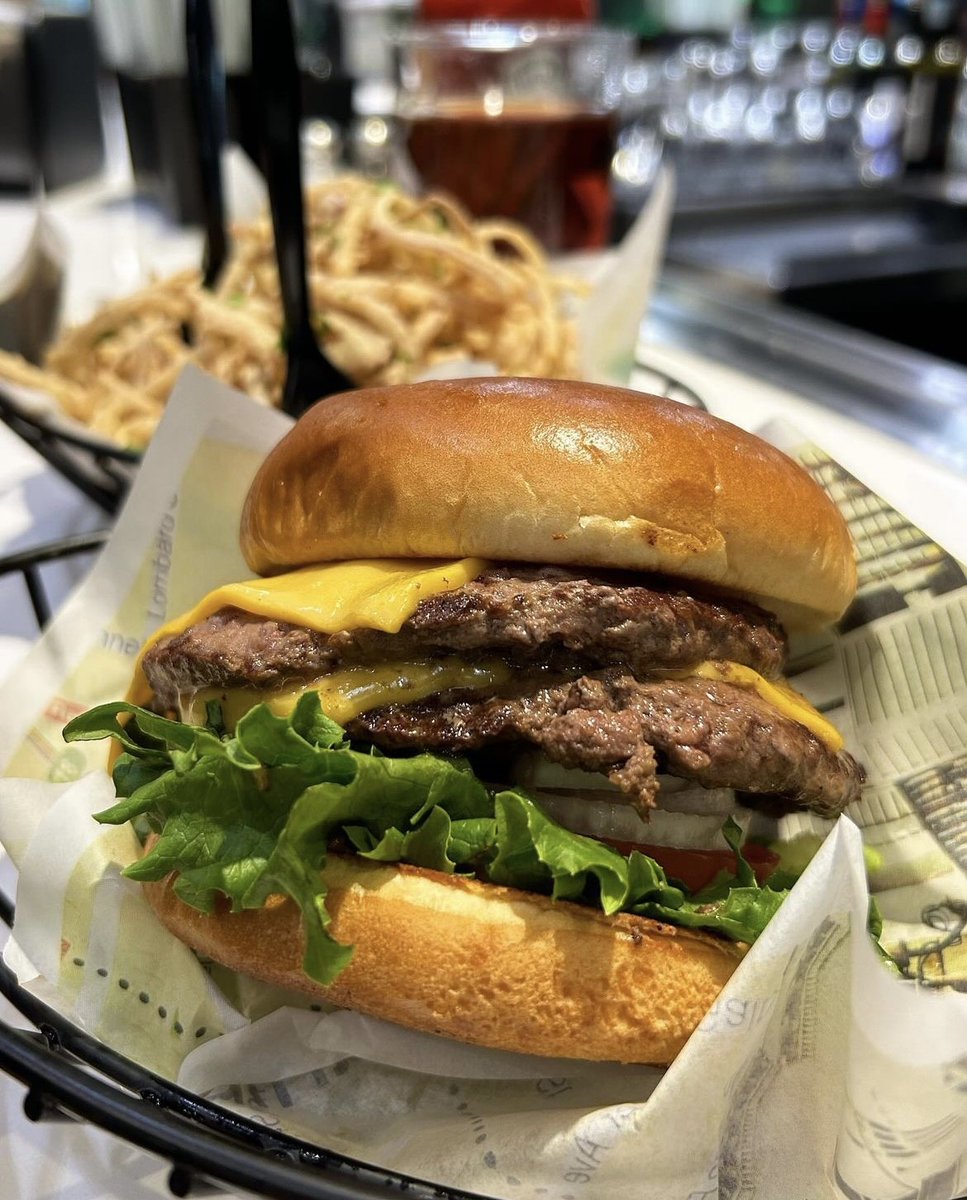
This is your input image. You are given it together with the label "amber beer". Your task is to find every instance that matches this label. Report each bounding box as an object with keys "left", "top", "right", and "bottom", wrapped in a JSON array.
[{"left": 404, "top": 100, "right": 616, "bottom": 252}]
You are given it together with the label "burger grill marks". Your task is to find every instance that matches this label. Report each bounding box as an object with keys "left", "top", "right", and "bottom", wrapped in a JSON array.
[
  {"left": 142, "top": 563, "right": 863, "bottom": 816},
  {"left": 143, "top": 564, "right": 788, "bottom": 708}
]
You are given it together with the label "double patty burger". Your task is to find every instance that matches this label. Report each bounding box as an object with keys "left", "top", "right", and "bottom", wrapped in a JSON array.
[{"left": 68, "top": 377, "right": 864, "bottom": 1064}]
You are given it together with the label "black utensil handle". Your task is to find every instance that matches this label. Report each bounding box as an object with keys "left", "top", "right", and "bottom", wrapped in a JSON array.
[
  {"left": 249, "top": 0, "right": 314, "bottom": 350},
  {"left": 185, "top": 0, "right": 228, "bottom": 289}
]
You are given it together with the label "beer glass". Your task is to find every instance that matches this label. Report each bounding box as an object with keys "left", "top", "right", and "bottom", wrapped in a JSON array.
[{"left": 395, "top": 22, "right": 633, "bottom": 251}]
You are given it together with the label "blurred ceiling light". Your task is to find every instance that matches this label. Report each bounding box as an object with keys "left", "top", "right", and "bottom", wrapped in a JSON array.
[
  {"left": 826, "top": 87, "right": 854, "bottom": 119},
  {"left": 304, "top": 120, "right": 336, "bottom": 151},
  {"left": 894, "top": 36, "right": 923, "bottom": 66},
  {"left": 483, "top": 87, "right": 504, "bottom": 117},
  {"left": 723, "top": 82, "right": 751, "bottom": 112},
  {"left": 860, "top": 149, "right": 898, "bottom": 183},
  {"left": 751, "top": 44, "right": 781, "bottom": 75},
  {"left": 762, "top": 84, "right": 787, "bottom": 114},
  {"left": 858, "top": 37, "right": 885, "bottom": 69},
  {"left": 830, "top": 27, "right": 858, "bottom": 66},
  {"left": 771, "top": 23, "right": 797, "bottom": 50},
  {"left": 709, "top": 49, "right": 730, "bottom": 76},
  {"left": 796, "top": 111, "right": 827, "bottom": 141},
  {"left": 363, "top": 117, "right": 388, "bottom": 147},
  {"left": 661, "top": 110, "right": 688, "bottom": 138},
  {"left": 683, "top": 39, "right": 715, "bottom": 69},
  {"left": 795, "top": 87, "right": 824, "bottom": 115},
  {"left": 802, "top": 22, "right": 831, "bottom": 54},
  {"left": 744, "top": 105, "right": 774, "bottom": 141},
  {"left": 622, "top": 63, "right": 651, "bottom": 95}
]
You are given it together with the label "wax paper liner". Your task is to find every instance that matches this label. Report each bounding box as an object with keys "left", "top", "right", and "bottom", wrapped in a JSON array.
[{"left": 1, "top": 368, "right": 966, "bottom": 1200}]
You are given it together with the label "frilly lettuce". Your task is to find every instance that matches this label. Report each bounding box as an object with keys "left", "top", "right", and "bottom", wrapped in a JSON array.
[{"left": 65, "top": 693, "right": 792, "bottom": 986}]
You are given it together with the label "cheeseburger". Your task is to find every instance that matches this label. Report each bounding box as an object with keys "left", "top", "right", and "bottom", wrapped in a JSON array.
[{"left": 67, "top": 378, "right": 864, "bottom": 1065}]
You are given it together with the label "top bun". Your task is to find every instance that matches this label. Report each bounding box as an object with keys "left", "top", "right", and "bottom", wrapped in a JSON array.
[{"left": 241, "top": 377, "right": 856, "bottom": 630}]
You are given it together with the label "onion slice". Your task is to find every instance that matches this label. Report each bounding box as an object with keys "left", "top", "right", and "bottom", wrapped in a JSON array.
[{"left": 509, "top": 752, "right": 748, "bottom": 850}]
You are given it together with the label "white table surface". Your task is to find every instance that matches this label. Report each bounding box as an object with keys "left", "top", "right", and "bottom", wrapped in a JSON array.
[{"left": 2, "top": 181, "right": 967, "bottom": 1199}]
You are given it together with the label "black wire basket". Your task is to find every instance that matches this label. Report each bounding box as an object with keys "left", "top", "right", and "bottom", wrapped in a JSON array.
[
  {"left": 629, "top": 360, "right": 705, "bottom": 411},
  {"left": 0, "top": 386, "right": 141, "bottom": 516}
]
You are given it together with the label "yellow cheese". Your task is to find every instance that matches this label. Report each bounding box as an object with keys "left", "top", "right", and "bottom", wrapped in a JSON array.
[
  {"left": 130, "top": 555, "right": 842, "bottom": 754},
  {"left": 179, "top": 655, "right": 840, "bottom": 751},
  {"left": 182, "top": 657, "right": 512, "bottom": 730},
  {"left": 153, "top": 557, "right": 488, "bottom": 644},
  {"left": 128, "top": 557, "right": 489, "bottom": 709},
  {"left": 685, "top": 660, "right": 844, "bottom": 752}
]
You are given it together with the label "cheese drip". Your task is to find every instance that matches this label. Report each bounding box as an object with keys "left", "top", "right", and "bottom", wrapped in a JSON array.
[
  {"left": 685, "top": 660, "right": 844, "bottom": 751},
  {"left": 180, "top": 657, "right": 841, "bottom": 751},
  {"left": 181, "top": 658, "right": 512, "bottom": 730}
]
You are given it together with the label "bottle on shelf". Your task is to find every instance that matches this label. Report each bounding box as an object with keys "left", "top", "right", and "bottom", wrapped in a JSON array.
[{"left": 899, "top": 0, "right": 966, "bottom": 172}]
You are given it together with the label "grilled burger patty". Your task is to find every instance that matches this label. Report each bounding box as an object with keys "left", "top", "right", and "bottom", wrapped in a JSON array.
[
  {"left": 142, "top": 565, "right": 861, "bottom": 817},
  {"left": 143, "top": 565, "right": 788, "bottom": 710},
  {"left": 350, "top": 672, "right": 863, "bottom": 818}
]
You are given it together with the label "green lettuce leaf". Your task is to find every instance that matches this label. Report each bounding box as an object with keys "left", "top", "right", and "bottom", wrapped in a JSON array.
[{"left": 64, "top": 694, "right": 796, "bottom": 986}]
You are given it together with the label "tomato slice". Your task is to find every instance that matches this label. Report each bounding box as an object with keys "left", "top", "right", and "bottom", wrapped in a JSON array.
[{"left": 601, "top": 838, "right": 780, "bottom": 893}]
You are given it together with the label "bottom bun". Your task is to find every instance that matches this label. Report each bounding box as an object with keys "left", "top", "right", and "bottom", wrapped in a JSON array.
[{"left": 143, "top": 854, "right": 746, "bottom": 1065}]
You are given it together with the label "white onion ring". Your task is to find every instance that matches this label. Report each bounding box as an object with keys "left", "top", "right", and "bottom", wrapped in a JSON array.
[
  {"left": 509, "top": 752, "right": 751, "bottom": 850},
  {"left": 529, "top": 791, "right": 752, "bottom": 850}
]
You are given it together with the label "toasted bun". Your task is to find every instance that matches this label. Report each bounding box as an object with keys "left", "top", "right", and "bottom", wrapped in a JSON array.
[
  {"left": 144, "top": 854, "right": 745, "bottom": 1065},
  {"left": 241, "top": 377, "right": 856, "bottom": 630}
]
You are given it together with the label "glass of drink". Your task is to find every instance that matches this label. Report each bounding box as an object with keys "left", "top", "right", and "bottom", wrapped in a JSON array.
[{"left": 394, "top": 22, "right": 633, "bottom": 252}]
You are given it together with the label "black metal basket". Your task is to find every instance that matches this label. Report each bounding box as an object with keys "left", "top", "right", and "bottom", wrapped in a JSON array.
[
  {"left": 629, "top": 360, "right": 706, "bottom": 411},
  {"left": 0, "top": 386, "right": 141, "bottom": 515}
]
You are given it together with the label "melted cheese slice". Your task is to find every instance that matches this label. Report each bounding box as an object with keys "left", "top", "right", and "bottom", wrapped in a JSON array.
[
  {"left": 685, "top": 660, "right": 844, "bottom": 751},
  {"left": 182, "top": 657, "right": 512, "bottom": 729},
  {"left": 127, "top": 557, "right": 488, "bottom": 708},
  {"left": 179, "top": 655, "right": 841, "bottom": 751},
  {"left": 153, "top": 557, "right": 489, "bottom": 644}
]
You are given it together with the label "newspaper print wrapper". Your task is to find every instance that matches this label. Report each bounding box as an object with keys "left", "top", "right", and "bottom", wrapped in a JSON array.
[{"left": 1, "top": 370, "right": 966, "bottom": 1199}]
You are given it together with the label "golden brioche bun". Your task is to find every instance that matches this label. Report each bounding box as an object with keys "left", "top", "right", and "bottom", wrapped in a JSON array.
[
  {"left": 241, "top": 377, "right": 856, "bottom": 631},
  {"left": 143, "top": 854, "right": 745, "bottom": 1066}
]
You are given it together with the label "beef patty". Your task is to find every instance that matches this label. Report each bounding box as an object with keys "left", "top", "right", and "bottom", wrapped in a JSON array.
[
  {"left": 143, "top": 564, "right": 787, "bottom": 712},
  {"left": 142, "top": 564, "right": 862, "bottom": 817},
  {"left": 350, "top": 672, "right": 863, "bottom": 818}
]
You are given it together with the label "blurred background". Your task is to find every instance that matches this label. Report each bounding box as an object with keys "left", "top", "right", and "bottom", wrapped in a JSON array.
[{"left": 3, "top": 0, "right": 967, "bottom": 366}]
